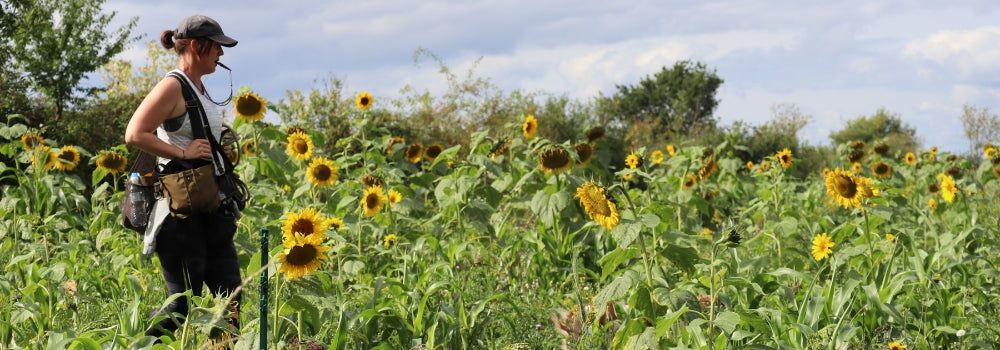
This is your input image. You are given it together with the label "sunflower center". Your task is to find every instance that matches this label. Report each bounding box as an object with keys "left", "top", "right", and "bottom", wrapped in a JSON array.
[
  {"left": 426, "top": 146, "right": 442, "bottom": 159},
  {"left": 833, "top": 175, "right": 858, "bottom": 198},
  {"left": 312, "top": 165, "right": 331, "bottom": 181},
  {"left": 292, "top": 219, "right": 315, "bottom": 235},
  {"left": 541, "top": 151, "right": 570, "bottom": 169},
  {"left": 360, "top": 97, "right": 370, "bottom": 106},
  {"left": 286, "top": 244, "right": 318, "bottom": 265},
  {"left": 293, "top": 139, "right": 309, "bottom": 153},
  {"left": 58, "top": 151, "right": 75, "bottom": 162},
  {"left": 366, "top": 194, "right": 381, "bottom": 209},
  {"left": 584, "top": 189, "right": 612, "bottom": 217},
  {"left": 237, "top": 96, "right": 262, "bottom": 115},
  {"left": 874, "top": 163, "right": 889, "bottom": 174}
]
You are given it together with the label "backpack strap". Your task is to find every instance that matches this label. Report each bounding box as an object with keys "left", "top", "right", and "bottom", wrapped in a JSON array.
[{"left": 166, "top": 71, "right": 235, "bottom": 175}]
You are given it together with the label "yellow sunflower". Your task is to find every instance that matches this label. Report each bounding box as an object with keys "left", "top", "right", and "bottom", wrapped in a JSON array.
[
  {"left": 383, "top": 233, "right": 399, "bottom": 248},
  {"left": 306, "top": 157, "right": 338, "bottom": 188},
  {"left": 937, "top": 173, "right": 957, "bottom": 203},
  {"left": 356, "top": 91, "right": 373, "bottom": 111},
  {"left": 55, "top": 145, "right": 81, "bottom": 171},
  {"left": 651, "top": 150, "right": 664, "bottom": 164},
  {"left": 242, "top": 140, "right": 258, "bottom": 156},
  {"left": 904, "top": 152, "right": 916, "bottom": 165},
  {"left": 885, "top": 233, "right": 896, "bottom": 242},
  {"left": 758, "top": 160, "right": 771, "bottom": 173},
  {"left": 746, "top": 161, "right": 755, "bottom": 171},
  {"left": 666, "top": 144, "right": 676, "bottom": 157},
  {"left": 985, "top": 144, "right": 997, "bottom": 159},
  {"left": 326, "top": 217, "right": 344, "bottom": 231},
  {"left": 234, "top": 91, "right": 267, "bottom": 122},
  {"left": 282, "top": 207, "right": 332, "bottom": 243},
  {"left": 625, "top": 152, "right": 641, "bottom": 169},
  {"left": 873, "top": 143, "right": 889, "bottom": 156},
  {"left": 847, "top": 150, "right": 865, "bottom": 163},
  {"left": 360, "top": 174, "right": 383, "bottom": 189},
  {"left": 32, "top": 146, "right": 57, "bottom": 171},
  {"left": 574, "top": 143, "right": 594, "bottom": 167},
  {"left": 21, "top": 133, "right": 44, "bottom": 151},
  {"left": 775, "top": 148, "right": 793, "bottom": 169},
  {"left": 286, "top": 131, "right": 314, "bottom": 161},
  {"left": 489, "top": 138, "right": 512, "bottom": 160},
  {"left": 852, "top": 162, "right": 862, "bottom": 174},
  {"left": 96, "top": 151, "right": 128, "bottom": 176},
  {"left": 522, "top": 114, "right": 538, "bottom": 139},
  {"left": 682, "top": 174, "right": 698, "bottom": 190},
  {"left": 424, "top": 143, "right": 444, "bottom": 162},
  {"left": 585, "top": 126, "right": 605, "bottom": 143},
  {"left": 575, "top": 180, "right": 619, "bottom": 230},
  {"left": 405, "top": 143, "right": 423, "bottom": 163},
  {"left": 811, "top": 233, "right": 835, "bottom": 261},
  {"left": 387, "top": 189, "right": 402, "bottom": 207},
  {"left": 387, "top": 137, "right": 405, "bottom": 154},
  {"left": 888, "top": 341, "right": 907, "bottom": 350},
  {"left": 699, "top": 158, "right": 718, "bottom": 180},
  {"left": 871, "top": 161, "right": 893, "bottom": 179},
  {"left": 825, "top": 168, "right": 871, "bottom": 209},
  {"left": 362, "top": 184, "right": 386, "bottom": 217},
  {"left": 928, "top": 198, "right": 938, "bottom": 210},
  {"left": 538, "top": 147, "right": 572, "bottom": 175},
  {"left": 276, "top": 233, "right": 329, "bottom": 280}
]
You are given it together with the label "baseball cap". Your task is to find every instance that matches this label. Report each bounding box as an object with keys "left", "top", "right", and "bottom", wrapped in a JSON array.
[{"left": 175, "top": 15, "right": 238, "bottom": 47}]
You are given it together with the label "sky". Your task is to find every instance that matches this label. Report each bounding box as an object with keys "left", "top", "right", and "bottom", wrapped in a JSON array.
[{"left": 99, "top": 0, "right": 1000, "bottom": 154}]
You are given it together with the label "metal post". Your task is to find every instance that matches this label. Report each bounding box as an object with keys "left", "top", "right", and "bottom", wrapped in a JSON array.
[{"left": 259, "top": 228, "right": 268, "bottom": 350}]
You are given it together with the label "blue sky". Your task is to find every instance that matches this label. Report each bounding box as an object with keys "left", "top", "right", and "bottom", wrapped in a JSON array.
[{"left": 102, "top": 0, "right": 1000, "bottom": 154}]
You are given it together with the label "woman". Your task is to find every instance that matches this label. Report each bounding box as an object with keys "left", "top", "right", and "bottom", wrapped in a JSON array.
[{"left": 124, "top": 14, "right": 241, "bottom": 341}]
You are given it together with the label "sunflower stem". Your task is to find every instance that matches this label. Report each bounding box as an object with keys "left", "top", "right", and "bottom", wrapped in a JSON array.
[{"left": 612, "top": 185, "right": 654, "bottom": 288}]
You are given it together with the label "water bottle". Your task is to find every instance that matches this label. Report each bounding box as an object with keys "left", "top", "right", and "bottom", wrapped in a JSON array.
[{"left": 129, "top": 172, "right": 149, "bottom": 224}]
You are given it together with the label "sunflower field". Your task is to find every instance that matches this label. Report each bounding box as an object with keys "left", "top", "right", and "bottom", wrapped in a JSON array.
[{"left": 2, "top": 89, "right": 1000, "bottom": 350}]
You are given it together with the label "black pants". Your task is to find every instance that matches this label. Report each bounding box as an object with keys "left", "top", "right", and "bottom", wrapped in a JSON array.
[{"left": 145, "top": 209, "right": 242, "bottom": 338}]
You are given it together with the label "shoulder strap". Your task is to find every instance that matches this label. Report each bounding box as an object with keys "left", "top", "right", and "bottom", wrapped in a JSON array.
[{"left": 167, "top": 72, "right": 235, "bottom": 175}]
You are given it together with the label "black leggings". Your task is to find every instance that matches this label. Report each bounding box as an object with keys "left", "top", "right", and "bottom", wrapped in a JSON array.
[{"left": 145, "top": 210, "right": 242, "bottom": 338}]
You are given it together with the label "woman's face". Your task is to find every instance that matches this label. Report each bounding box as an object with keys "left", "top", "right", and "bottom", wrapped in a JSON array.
[{"left": 190, "top": 40, "right": 224, "bottom": 74}]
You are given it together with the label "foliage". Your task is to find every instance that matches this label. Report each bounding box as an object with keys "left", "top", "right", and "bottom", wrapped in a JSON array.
[
  {"left": 960, "top": 103, "right": 1000, "bottom": 159},
  {"left": 829, "top": 108, "right": 920, "bottom": 154}
]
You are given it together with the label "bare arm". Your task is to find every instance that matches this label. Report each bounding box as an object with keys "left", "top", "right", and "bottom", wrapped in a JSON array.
[{"left": 124, "top": 77, "right": 213, "bottom": 160}]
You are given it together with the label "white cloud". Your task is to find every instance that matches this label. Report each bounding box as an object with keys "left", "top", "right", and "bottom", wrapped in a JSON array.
[{"left": 903, "top": 26, "right": 1000, "bottom": 77}]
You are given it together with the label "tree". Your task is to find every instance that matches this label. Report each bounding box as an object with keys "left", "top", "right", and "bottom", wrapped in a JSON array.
[
  {"left": 601, "top": 60, "right": 723, "bottom": 146},
  {"left": 829, "top": 108, "right": 919, "bottom": 152},
  {"left": 960, "top": 103, "right": 1000, "bottom": 157},
  {"left": 8, "top": 0, "right": 137, "bottom": 121}
]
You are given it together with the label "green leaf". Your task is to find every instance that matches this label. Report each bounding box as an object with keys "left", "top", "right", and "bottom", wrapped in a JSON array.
[
  {"left": 713, "top": 311, "right": 740, "bottom": 334},
  {"left": 663, "top": 244, "right": 699, "bottom": 274},
  {"left": 529, "top": 186, "right": 569, "bottom": 227},
  {"left": 599, "top": 248, "right": 639, "bottom": 279},
  {"left": 611, "top": 218, "right": 642, "bottom": 248},
  {"left": 595, "top": 271, "right": 637, "bottom": 316}
]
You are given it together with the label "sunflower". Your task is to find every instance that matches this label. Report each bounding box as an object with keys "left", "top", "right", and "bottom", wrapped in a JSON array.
[
  {"left": 96, "top": 151, "right": 127, "bottom": 175},
  {"left": 405, "top": 143, "right": 423, "bottom": 163},
  {"left": 928, "top": 198, "right": 938, "bottom": 210},
  {"left": 849, "top": 140, "right": 866, "bottom": 150},
  {"left": 276, "top": 233, "right": 329, "bottom": 279},
  {"left": 360, "top": 174, "right": 383, "bottom": 189},
  {"left": 811, "top": 233, "right": 835, "bottom": 261},
  {"left": 852, "top": 162, "right": 862, "bottom": 174},
  {"left": 286, "top": 131, "right": 314, "bottom": 161},
  {"left": 622, "top": 173, "right": 633, "bottom": 182},
  {"left": 847, "top": 150, "right": 865, "bottom": 163},
  {"left": 993, "top": 154, "right": 1000, "bottom": 165},
  {"left": 946, "top": 166, "right": 961, "bottom": 178},
  {"left": 33, "top": 146, "right": 57, "bottom": 171},
  {"left": 522, "top": 114, "right": 538, "bottom": 139},
  {"left": 825, "top": 168, "right": 871, "bottom": 209},
  {"left": 285, "top": 125, "right": 307, "bottom": 136},
  {"left": 383, "top": 234, "right": 399, "bottom": 248},
  {"left": 575, "top": 180, "right": 619, "bottom": 230},
  {"left": 888, "top": 341, "right": 907, "bottom": 350},
  {"left": 775, "top": 148, "right": 793, "bottom": 169},
  {"left": 701, "top": 148, "right": 714, "bottom": 160},
  {"left": 904, "top": 152, "right": 916, "bottom": 165},
  {"left": 326, "top": 217, "right": 344, "bottom": 231},
  {"left": 55, "top": 145, "right": 81, "bottom": 171},
  {"left": 937, "top": 173, "right": 957, "bottom": 203},
  {"left": 625, "top": 152, "right": 641, "bottom": 169},
  {"left": 234, "top": 91, "right": 267, "bottom": 122},
  {"left": 987, "top": 144, "right": 999, "bottom": 160},
  {"left": 574, "top": 143, "right": 594, "bottom": 166},
  {"left": 241, "top": 140, "right": 258, "bottom": 156},
  {"left": 698, "top": 157, "right": 717, "bottom": 180},
  {"left": 650, "top": 150, "right": 664, "bottom": 164},
  {"left": 21, "top": 133, "right": 44, "bottom": 151},
  {"left": 356, "top": 91, "right": 373, "bottom": 111},
  {"left": 871, "top": 161, "right": 892, "bottom": 179},
  {"left": 746, "top": 161, "right": 755, "bottom": 171},
  {"left": 489, "top": 138, "right": 511, "bottom": 160},
  {"left": 387, "top": 137, "right": 405, "bottom": 154},
  {"left": 758, "top": 160, "right": 771, "bottom": 173},
  {"left": 682, "top": 174, "right": 698, "bottom": 189},
  {"left": 362, "top": 184, "right": 385, "bottom": 217},
  {"left": 585, "top": 126, "right": 605, "bottom": 143},
  {"left": 666, "top": 144, "right": 676, "bottom": 157},
  {"left": 538, "top": 147, "right": 572, "bottom": 174},
  {"left": 885, "top": 233, "right": 896, "bottom": 242},
  {"left": 424, "top": 143, "right": 444, "bottom": 162},
  {"left": 929, "top": 146, "right": 938, "bottom": 156},
  {"left": 387, "top": 189, "right": 402, "bottom": 207},
  {"left": 306, "top": 157, "right": 338, "bottom": 187},
  {"left": 282, "top": 207, "right": 332, "bottom": 242},
  {"left": 873, "top": 143, "right": 889, "bottom": 156}
]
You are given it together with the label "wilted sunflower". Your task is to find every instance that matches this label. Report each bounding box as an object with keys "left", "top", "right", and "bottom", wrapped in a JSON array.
[
  {"left": 96, "top": 151, "right": 128, "bottom": 175},
  {"left": 928, "top": 182, "right": 940, "bottom": 194},
  {"left": 849, "top": 140, "right": 866, "bottom": 150},
  {"left": 488, "top": 138, "right": 511, "bottom": 160},
  {"left": 285, "top": 125, "right": 307, "bottom": 136},
  {"left": 234, "top": 91, "right": 267, "bottom": 122},
  {"left": 585, "top": 126, "right": 605, "bottom": 143},
  {"left": 937, "top": 173, "right": 957, "bottom": 203},
  {"left": 424, "top": 143, "right": 444, "bottom": 162},
  {"left": 282, "top": 207, "right": 332, "bottom": 242},
  {"left": 522, "top": 114, "right": 538, "bottom": 139},
  {"left": 538, "top": 147, "right": 572, "bottom": 174},
  {"left": 405, "top": 143, "right": 423, "bottom": 163},
  {"left": 666, "top": 144, "right": 676, "bottom": 157},
  {"left": 575, "top": 180, "right": 619, "bottom": 230},
  {"left": 356, "top": 91, "right": 373, "bottom": 111},
  {"left": 387, "top": 189, "right": 402, "bottom": 207},
  {"left": 701, "top": 148, "right": 714, "bottom": 160},
  {"left": 873, "top": 143, "right": 889, "bottom": 156},
  {"left": 847, "top": 150, "right": 865, "bottom": 163},
  {"left": 276, "top": 233, "right": 329, "bottom": 280},
  {"left": 825, "top": 168, "right": 872, "bottom": 209},
  {"left": 682, "top": 174, "right": 698, "bottom": 189},
  {"left": 811, "top": 233, "right": 835, "bottom": 261},
  {"left": 21, "top": 133, "right": 44, "bottom": 151},
  {"left": 362, "top": 184, "right": 386, "bottom": 217},
  {"left": 387, "top": 137, "right": 405, "bottom": 154},
  {"left": 360, "top": 174, "right": 383, "bottom": 189},
  {"left": 625, "top": 152, "right": 641, "bottom": 169},
  {"left": 306, "top": 157, "right": 338, "bottom": 187},
  {"left": 650, "top": 150, "right": 664, "bottom": 164},
  {"left": 871, "top": 161, "right": 892, "bottom": 179},
  {"left": 946, "top": 166, "right": 961, "bottom": 178},
  {"left": 383, "top": 234, "right": 399, "bottom": 248},
  {"left": 574, "top": 143, "right": 594, "bottom": 166},
  {"left": 55, "top": 145, "right": 81, "bottom": 171},
  {"left": 904, "top": 152, "right": 916, "bottom": 165},
  {"left": 699, "top": 157, "right": 718, "bottom": 180},
  {"left": 286, "top": 131, "right": 314, "bottom": 161},
  {"left": 775, "top": 148, "right": 793, "bottom": 169}
]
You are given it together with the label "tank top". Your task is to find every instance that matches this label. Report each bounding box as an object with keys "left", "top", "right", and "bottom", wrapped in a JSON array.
[{"left": 156, "top": 69, "right": 226, "bottom": 166}]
